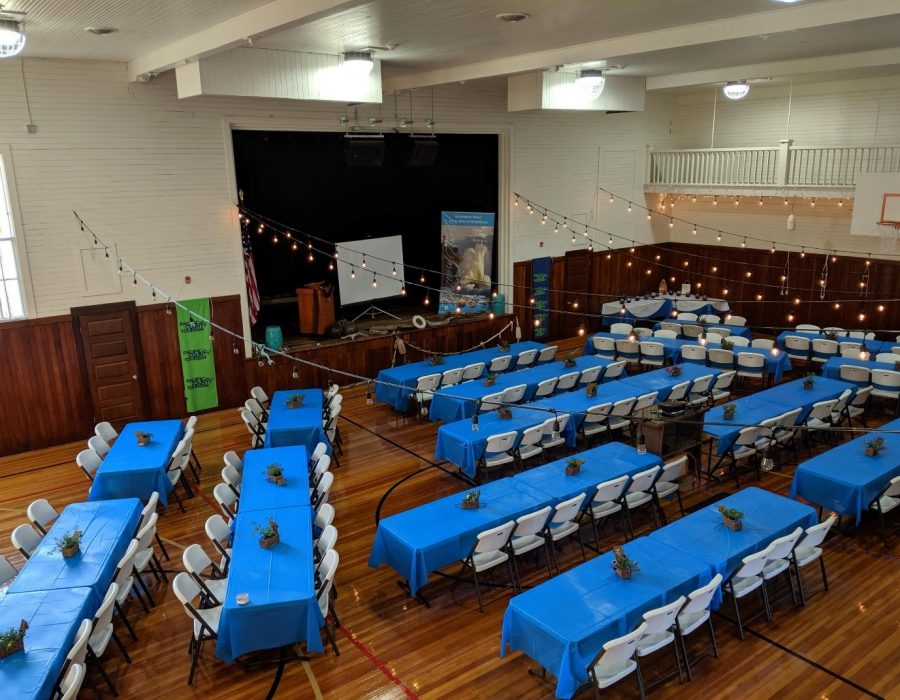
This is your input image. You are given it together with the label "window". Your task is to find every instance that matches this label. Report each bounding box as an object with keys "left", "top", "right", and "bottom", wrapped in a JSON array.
[{"left": 0, "top": 151, "right": 26, "bottom": 320}]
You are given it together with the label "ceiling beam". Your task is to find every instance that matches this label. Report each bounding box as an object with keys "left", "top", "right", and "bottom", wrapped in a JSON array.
[
  {"left": 127, "top": 0, "right": 362, "bottom": 81},
  {"left": 382, "top": 0, "right": 900, "bottom": 92},
  {"left": 646, "top": 46, "right": 900, "bottom": 91}
]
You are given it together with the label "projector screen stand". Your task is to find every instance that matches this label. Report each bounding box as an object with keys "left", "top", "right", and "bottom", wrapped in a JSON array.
[{"left": 351, "top": 305, "right": 401, "bottom": 323}]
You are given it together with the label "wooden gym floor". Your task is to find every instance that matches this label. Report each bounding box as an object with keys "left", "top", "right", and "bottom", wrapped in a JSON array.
[{"left": 0, "top": 337, "right": 898, "bottom": 700}]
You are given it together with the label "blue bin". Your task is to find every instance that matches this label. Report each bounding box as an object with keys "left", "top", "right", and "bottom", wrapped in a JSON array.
[
  {"left": 265, "top": 325, "right": 284, "bottom": 351},
  {"left": 491, "top": 293, "right": 506, "bottom": 316}
]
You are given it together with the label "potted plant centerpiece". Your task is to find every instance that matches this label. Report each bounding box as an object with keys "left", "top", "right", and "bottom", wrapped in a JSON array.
[
  {"left": 284, "top": 393, "right": 304, "bottom": 409},
  {"left": 563, "top": 353, "right": 577, "bottom": 368},
  {"left": 611, "top": 546, "right": 639, "bottom": 579},
  {"left": 482, "top": 373, "right": 498, "bottom": 387},
  {"left": 803, "top": 373, "right": 815, "bottom": 390},
  {"left": 498, "top": 339, "right": 510, "bottom": 352},
  {"left": 565, "top": 457, "right": 584, "bottom": 476},
  {"left": 865, "top": 436, "right": 886, "bottom": 457},
  {"left": 585, "top": 381, "right": 598, "bottom": 398},
  {"left": 722, "top": 403, "right": 736, "bottom": 420},
  {"left": 666, "top": 365, "right": 683, "bottom": 377},
  {"left": 496, "top": 405, "right": 513, "bottom": 419},
  {"left": 0, "top": 620, "right": 28, "bottom": 659},
  {"left": 719, "top": 505, "right": 744, "bottom": 531},
  {"left": 265, "top": 463, "right": 286, "bottom": 485},
  {"left": 55, "top": 530, "right": 82, "bottom": 558},
  {"left": 430, "top": 353, "right": 444, "bottom": 366},
  {"left": 253, "top": 518, "right": 280, "bottom": 549},
  {"left": 461, "top": 489, "right": 481, "bottom": 510},
  {"left": 135, "top": 431, "right": 152, "bottom": 446},
  {"left": 824, "top": 330, "right": 838, "bottom": 341},
  {"left": 721, "top": 338, "right": 734, "bottom": 351}
]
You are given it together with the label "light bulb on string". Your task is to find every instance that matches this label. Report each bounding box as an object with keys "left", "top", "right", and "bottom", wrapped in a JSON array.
[
  {"left": 571, "top": 233, "right": 576, "bottom": 244},
  {"left": 292, "top": 366, "right": 299, "bottom": 380},
  {"left": 608, "top": 193, "right": 614, "bottom": 204},
  {"left": 771, "top": 243, "right": 776, "bottom": 254},
  {"left": 232, "top": 343, "right": 240, "bottom": 356},
  {"left": 488, "top": 311, "right": 494, "bottom": 319},
  {"left": 514, "top": 197, "right": 519, "bottom": 207},
  {"left": 800, "top": 248, "right": 806, "bottom": 258},
  {"left": 692, "top": 195, "right": 697, "bottom": 203},
  {"left": 646, "top": 212, "right": 651, "bottom": 220},
  {"left": 104, "top": 247, "right": 109, "bottom": 258},
  {"left": 838, "top": 199, "right": 843, "bottom": 207},
  {"left": 362, "top": 256, "right": 367, "bottom": 268},
  {"left": 272, "top": 234, "right": 278, "bottom": 244},
  {"left": 608, "top": 235, "right": 613, "bottom": 245},
  {"left": 554, "top": 223, "right": 559, "bottom": 233},
  {"left": 784, "top": 197, "right": 789, "bottom": 206},
  {"left": 308, "top": 251, "right": 314, "bottom": 262},
  {"left": 328, "top": 261, "right": 334, "bottom": 271},
  {"left": 627, "top": 203, "right": 632, "bottom": 212},
  {"left": 741, "top": 238, "right": 746, "bottom": 247},
  {"left": 834, "top": 303, "right": 840, "bottom": 310},
  {"left": 630, "top": 242, "right": 635, "bottom": 253},
  {"left": 563, "top": 218, "right": 567, "bottom": 229},
  {"left": 578, "top": 324, "right": 585, "bottom": 336},
  {"left": 713, "top": 196, "right": 718, "bottom": 206},
  {"left": 759, "top": 197, "right": 763, "bottom": 206},
  {"left": 118, "top": 259, "right": 123, "bottom": 274},
  {"left": 541, "top": 214, "right": 547, "bottom": 225},
  {"left": 291, "top": 242, "right": 298, "bottom": 251},
  {"left": 151, "top": 288, "right": 157, "bottom": 300},
  {"left": 132, "top": 273, "right": 137, "bottom": 286},
  {"left": 811, "top": 198, "right": 816, "bottom": 207},
  {"left": 734, "top": 196, "right": 739, "bottom": 206},
  {"left": 692, "top": 226, "right": 697, "bottom": 235},
  {"left": 420, "top": 271, "right": 425, "bottom": 283},
  {"left": 669, "top": 218, "right": 674, "bottom": 228},
  {"left": 424, "top": 295, "right": 430, "bottom": 306},
  {"left": 534, "top": 319, "right": 540, "bottom": 327},
  {"left": 372, "top": 275, "right": 377, "bottom": 288},
  {"left": 717, "top": 232, "right": 722, "bottom": 241},
  {"left": 285, "top": 232, "right": 292, "bottom": 239},
  {"left": 350, "top": 267, "right": 356, "bottom": 279},
  {"left": 878, "top": 304, "right": 885, "bottom": 312}
]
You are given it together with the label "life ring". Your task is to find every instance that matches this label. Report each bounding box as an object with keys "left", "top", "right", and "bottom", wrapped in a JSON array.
[{"left": 412, "top": 314, "right": 427, "bottom": 330}]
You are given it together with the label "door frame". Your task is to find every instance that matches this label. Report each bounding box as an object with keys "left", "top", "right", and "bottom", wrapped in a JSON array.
[{"left": 71, "top": 300, "right": 149, "bottom": 424}]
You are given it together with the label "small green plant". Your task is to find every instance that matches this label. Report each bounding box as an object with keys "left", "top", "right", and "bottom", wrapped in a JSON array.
[
  {"left": 563, "top": 353, "right": 577, "bottom": 367},
  {"left": 461, "top": 489, "right": 481, "bottom": 509},
  {"left": 721, "top": 339, "right": 733, "bottom": 351},
  {"left": 611, "top": 546, "right": 639, "bottom": 577},
  {"left": 865, "top": 436, "right": 886, "bottom": 456},
  {"left": 498, "top": 339, "right": 510, "bottom": 351},
  {"left": 252, "top": 518, "right": 279, "bottom": 539},
  {"left": 666, "top": 365, "right": 683, "bottom": 376},
  {"left": 824, "top": 331, "right": 838, "bottom": 341},
  {"left": 265, "top": 464, "right": 283, "bottom": 478},
  {"left": 54, "top": 530, "right": 82, "bottom": 556},
  {"left": 565, "top": 457, "right": 584, "bottom": 475},
  {"left": 135, "top": 431, "right": 152, "bottom": 445},
  {"left": 585, "top": 381, "right": 598, "bottom": 397},
  {"left": 0, "top": 620, "right": 28, "bottom": 658},
  {"left": 285, "top": 393, "right": 304, "bottom": 408},
  {"left": 722, "top": 403, "right": 736, "bottom": 419},
  {"left": 718, "top": 505, "right": 744, "bottom": 521},
  {"left": 430, "top": 353, "right": 444, "bottom": 366},
  {"left": 803, "top": 372, "right": 815, "bottom": 389}
]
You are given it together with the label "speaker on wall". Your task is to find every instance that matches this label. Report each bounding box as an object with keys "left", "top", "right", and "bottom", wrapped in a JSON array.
[
  {"left": 408, "top": 137, "right": 440, "bottom": 166},
  {"left": 344, "top": 136, "right": 385, "bottom": 167}
]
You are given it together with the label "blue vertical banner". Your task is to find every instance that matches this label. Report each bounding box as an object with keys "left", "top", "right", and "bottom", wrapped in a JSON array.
[
  {"left": 439, "top": 211, "right": 496, "bottom": 314},
  {"left": 532, "top": 256, "right": 551, "bottom": 339}
]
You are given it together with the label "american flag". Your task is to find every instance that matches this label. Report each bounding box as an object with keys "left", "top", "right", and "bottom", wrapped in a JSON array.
[{"left": 242, "top": 224, "right": 260, "bottom": 325}]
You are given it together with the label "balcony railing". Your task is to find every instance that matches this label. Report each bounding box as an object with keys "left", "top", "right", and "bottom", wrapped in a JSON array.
[{"left": 647, "top": 141, "right": 900, "bottom": 189}]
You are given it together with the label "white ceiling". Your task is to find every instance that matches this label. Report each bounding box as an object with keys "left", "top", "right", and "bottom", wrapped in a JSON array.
[{"left": 5, "top": 0, "right": 900, "bottom": 91}]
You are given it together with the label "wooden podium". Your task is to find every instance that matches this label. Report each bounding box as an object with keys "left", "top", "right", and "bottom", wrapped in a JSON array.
[{"left": 296, "top": 283, "right": 335, "bottom": 335}]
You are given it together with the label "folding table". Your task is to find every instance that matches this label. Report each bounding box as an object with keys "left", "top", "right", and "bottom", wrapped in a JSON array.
[
  {"left": 239, "top": 446, "right": 310, "bottom": 512},
  {"left": 263, "top": 389, "right": 328, "bottom": 451},
  {"left": 88, "top": 420, "right": 183, "bottom": 505}
]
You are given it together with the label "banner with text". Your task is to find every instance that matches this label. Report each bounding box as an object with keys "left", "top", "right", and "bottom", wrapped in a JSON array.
[
  {"left": 439, "top": 211, "right": 495, "bottom": 314},
  {"left": 531, "top": 256, "right": 551, "bottom": 339},
  {"left": 176, "top": 298, "right": 219, "bottom": 413}
]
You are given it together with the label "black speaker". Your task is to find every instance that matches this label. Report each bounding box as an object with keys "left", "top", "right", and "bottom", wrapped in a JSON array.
[
  {"left": 344, "top": 138, "right": 385, "bottom": 167},
  {"left": 408, "top": 137, "right": 440, "bottom": 166}
]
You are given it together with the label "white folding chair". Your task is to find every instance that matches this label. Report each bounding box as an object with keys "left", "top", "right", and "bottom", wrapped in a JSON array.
[
  {"left": 172, "top": 572, "right": 221, "bottom": 685},
  {"left": 822, "top": 326, "right": 846, "bottom": 336},
  {"left": 581, "top": 475, "right": 630, "bottom": 545},
  {"left": 602, "top": 360, "right": 627, "bottom": 381},
  {"left": 804, "top": 399, "right": 839, "bottom": 455},
  {"left": 240, "top": 408, "right": 265, "bottom": 448},
  {"left": 710, "top": 370, "right": 736, "bottom": 403},
  {"left": 88, "top": 582, "right": 130, "bottom": 696},
  {"left": 869, "top": 476, "right": 900, "bottom": 545},
  {"left": 707, "top": 348, "right": 734, "bottom": 372},
  {"left": 727, "top": 315, "right": 747, "bottom": 326},
  {"left": 514, "top": 424, "right": 544, "bottom": 469},
  {"left": 501, "top": 384, "right": 528, "bottom": 405},
  {"left": 587, "top": 623, "right": 648, "bottom": 698},
  {"left": 452, "top": 520, "right": 516, "bottom": 612},
  {"left": 578, "top": 364, "right": 603, "bottom": 387},
  {"left": 708, "top": 327, "right": 732, "bottom": 339},
  {"left": 540, "top": 414, "right": 570, "bottom": 456},
  {"left": 728, "top": 336, "right": 750, "bottom": 347},
  {"left": 654, "top": 455, "right": 687, "bottom": 519},
  {"left": 796, "top": 324, "right": 820, "bottom": 331},
  {"left": 533, "top": 377, "right": 558, "bottom": 399},
  {"left": 555, "top": 371, "right": 581, "bottom": 392},
  {"left": 87, "top": 435, "right": 110, "bottom": 458},
  {"left": 793, "top": 515, "right": 836, "bottom": 604},
  {"left": 839, "top": 341, "right": 862, "bottom": 357},
  {"left": 761, "top": 527, "right": 804, "bottom": 610},
  {"left": 250, "top": 385, "right": 270, "bottom": 408},
  {"left": 751, "top": 338, "right": 775, "bottom": 350},
  {"left": 660, "top": 322, "right": 682, "bottom": 334},
  {"left": 11, "top": 523, "right": 41, "bottom": 559},
  {"left": 478, "top": 431, "right": 518, "bottom": 480},
  {"left": 0, "top": 554, "right": 17, "bottom": 586},
  {"left": 667, "top": 380, "right": 691, "bottom": 402},
  {"left": 213, "top": 483, "right": 238, "bottom": 522},
  {"left": 682, "top": 324, "right": 703, "bottom": 340},
  {"left": 607, "top": 397, "right": 637, "bottom": 434},
  {"left": 632, "top": 327, "right": 652, "bottom": 339},
  {"left": 132, "top": 512, "right": 166, "bottom": 605},
  {"left": 183, "top": 543, "right": 227, "bottom": 607},
  {"left": 699, "top": 314, "right": 721, "bottom": 324},
  {"left": 592, "top": 336, "right": 617, "bottom": 360},
  {"left": 537, "top": 345, "right": 558, "bottom": 363},
  {"left": 710, "top": 426, "right": 760, "bottom": 488},
  {"left": 639, "top": 341, "right": 665, "bottom": 369},
  {"left": 205, "top": 514, "right": 233, "bottom": 574},
  {"left": 784, "top": 336, "right": 811, "bottom": 365},
  {"left": 677, "top": 312, "right": 698, "bottom": 322},
  {"left": 58, "top": 661, "right": 86, "bottom": 700},
  {"left": 462, "top": 362, "right": 486, "bottom": 381},
  {"left": 676, "top": 573, "right": 723, "bottom": 680},
  {"left": 95, "top": 421, "right": 118, "bottom": 444},
  {"left": 244, "top": 398, "right": 268, "bottom": 427},
  {"left": 314, "top": 503, "right": 336, "bottom": 530},
  {"left": 839, "top": 364, "right": 870, "bottom": 388},
  {"left": 541, "top": 492, "right": 587, "bottom": 574},
  {"left": 311, "top": 471, "right": 335, "bottom": 509},
  {"left": 479, "top": 391, "right": 504, "bottom": 413},
  {"left": 76, "top": 448, "right": 102, "bottom": 481},
  {"left": 637, "top": 596, "right": 686, "bottom": 684},
  {"left": 516, "top": 348, "right": 538, "bottom": 369},
  {"left": 624, "top": 465, "right": 662, "bottom": 534},
  {"left": 680, "top": 344, "right": 707, "bottom": 365},
  {"left": 723, "top": 549, "right": 770, "bottom": 639},
  {"left": 580, "top": 402, "right": 612, "bottom": 446},
  {"left": 488, "top": 355, "right": 512, "bottom": 373},
  {"left": 412, "top": 373, "right": 442, "bottom": 416},
  {"left": 870, "top": 369, "right": 900, "bottom": 414},
  {"left": 843, "top": 385, "right": 872, "bottom": 428},
  {"left": 653, "top": 329, "right": 677, "bottom": 339},
  {"left": 509, "top": 506, "right": 553, "bottom": 589},
  {"left": 113, "top": 539, "right": 147, "bottom": 642},
  {"left": 26, "top": 498, "right": 58, "bottom": 535},
  {"left": 615, "top": 339, "right": 640, "bottom": 364},
  {"left": 440, "top": 367, "right": 464, "bottom": 388},
  {"left": 687, "top": 374, "right": 715, "bottom": 406},
  {"left": 811, "top": 339, "right": 839, "bottom": 367},
  {"left": 610, "top": 322, "right": 633, "bottom": 335},
  {"left": 736, "top": 352, "right": 765, "bottom": 385}
]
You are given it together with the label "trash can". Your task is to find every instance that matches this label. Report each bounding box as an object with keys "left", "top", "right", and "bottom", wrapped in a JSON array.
[{"left": 265, "top": 325, "right": 284, "bottom": 351}]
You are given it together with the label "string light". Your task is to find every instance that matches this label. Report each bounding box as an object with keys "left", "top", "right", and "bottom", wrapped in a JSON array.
[
  {"left": 713, "top": 196, "right": 718, "bottom": 206},
  {"left": 717, "top": 232, "right": 722, "bottom": 241},
  {"left": 811, "top": 198, "right": 816, "bottom": 207},
  {"left": 646, "top": 211, "right": 651, "bottom": 220},
  {"left": 608, "top": 194, "right": 614, "bottom": 203},
  {"left": 362, "top": 256, "right": 367, "bottom": 268},
  {"left": 420, "top": 271, "right": 426, "bottom": 283},
  {"left": 770, "top": 242, "right": 776, "bottom": 254},
  {"left": 838, "top": 199, "right": 844, "bottom": 207},
  {"left": 759, "top": 197, "right": 763, "bottom": 206},
  {"left": 272, "top": 233, "right": 278, "bottom": 244},
  {"left": 692, "top": 226, "right": 697, "bottom": 235},
  {"left": 424, "top": 294, "right": 430, "bottom": 306},
  {"left": 741, "top": 238, "right": 746, "bottom": 247},
  {"left": 372, "top": 275, "right": 377, "bottom": 288},
  {"left": 350, "top": 266, "right": 356, "bottom": 279},
  {"left": 669, "top": 218, "right": 674, "bottom": 228},
  {"left": 627, "top": 203, "right": 632, "bottom": 212}
]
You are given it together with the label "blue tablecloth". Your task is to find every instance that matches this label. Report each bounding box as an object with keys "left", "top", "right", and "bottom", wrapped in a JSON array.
[
  {"left": 584, "top": 332, "right": 690, "bottom": 362},
  {"left": 429, "top": 356, "right": 615, "bottom": 423},
  {"left": 239, "top": 446, "right": 310, "bottom": 512},
  {"left": 649, "top": 487, "right": 817, "bottom": 586},
  {"left": 369, "top": 477, "right": 553, "bottom": 595},
  {"left": 216, "top": 504, "right": 323, "bottom": 663},
  {"left": 0, "top": 587, "right": 95, "bottom": 700},
  {"left": 526, "top": 383, "right": 657, "bottom": 437},
  {"left": 704, "top": 377, "right": 853, "bottom": 454},
  {"left": 775, "top": 331, "right": 891, "bottom": 355},
  {"left": 600, "top": 295, "right": 728, "bottom": 325},
  {"left": 619, "top": 364, "right": 720, "bottom": 402},
  {"left": 790, "top": 418, "right": 900, "bottom": 524},
  {"left": 674, "top": 345, "right": 792, "bottom": 383},
  {"left": 500, "top": 537, "right": 712, "bottom": 699},
  {"left": 375, "top": 341, "right": 546, "bottom": 411},
  {"left": 822, "top": 357, "right": 898, "bottom": 386},
  {"left": 263, "top": 389, "right": 328, "bottom": 451},
  {"left": 652, "top": 320, "right": 752, "bottom": 340},
  {"left": 514, "top": 443, "right": 661, "bottom": 504},
  {"left": 89, "top": 420, "right": 183, "bottom": 506},
  {"left": 8, "top": 499, "right": 142, "bottom": 608}
]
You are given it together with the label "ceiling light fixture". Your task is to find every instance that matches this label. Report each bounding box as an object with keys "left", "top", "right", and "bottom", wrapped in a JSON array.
[
  {"left": 85, "top": 26, "right": 118, "bottom": 35},
  {"left": 342, "top": 51, "right": 374, "bottom": 76},
  {"left": 0, "top": 18, "right": 25, "bottom": 58},
  {"left": 495, "top": 12, "right": 530, "bottom": 22},
  {"left": 723, "top": 81, "right": 750, "bottom": 100},
  {"left": 576, "top": 69, "right": 605, "bottom": 96}
]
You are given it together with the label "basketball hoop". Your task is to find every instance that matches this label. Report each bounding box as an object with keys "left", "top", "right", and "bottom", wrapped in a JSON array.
[{"left": 877, "top": 220, "right": 899, "bottom": 253}]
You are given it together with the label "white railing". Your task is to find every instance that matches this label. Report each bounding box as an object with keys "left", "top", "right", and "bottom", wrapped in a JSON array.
[{"left": 648, "top": 142, "right": 900, "bottom": 189}]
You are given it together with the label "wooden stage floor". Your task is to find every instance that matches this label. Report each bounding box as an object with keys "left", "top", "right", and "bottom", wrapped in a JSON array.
[{"left": 1, "top": 339, "right": 898, "bottom": 699}]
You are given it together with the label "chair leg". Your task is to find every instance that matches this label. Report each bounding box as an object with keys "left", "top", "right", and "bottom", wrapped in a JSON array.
[
  {"left": 820, "top": 556, "right": 830, "bottom": 591},
  {"left": 131, "top": 582, "right": 151, "bottom": 614},
  {"left": 672, "top": 634, "right": 684, "bottom": 684},
  {"left": 731, "top": 586, "right": 745, "bottom": 640},
  {"left": 794, "top": 559, "right": 806, "bottom": 606},
  {"left": 155, "top": 532, "right": 170, "bottom": 561},
  {"left": 115, "top": 601, "right": 138, "bottom": 641},
  {"left": 472, "top": 568, "right": 483, "bottom": 613},
  {"left": 708, "top": 616, "right": 719, "bottom": 658},
  {"left": 187, "top": 637, "right": 202, "bottom": 685},
  {"left": 112, "top": 631, "right": 132, "bottom": 663},
  {"left": 635, "top": 654, "right": 647, "bottom": 700},
  {"left": 169, "top": 485, "right": 186, "bottom": 514},
  {"left": 761, "top": 580, "right": 772, "bottom": 622},
  {"left": 675, "top": 489, "right": 685, "bottom": 518},
  {"left": 91, "top": 650, "right": 118, "bottom": 696},
  {"left": 134, "top": 570, "right": 156, "bottom": 607},
  {"left": 679, "top": 629, "right": 693, "bottom": 682}
]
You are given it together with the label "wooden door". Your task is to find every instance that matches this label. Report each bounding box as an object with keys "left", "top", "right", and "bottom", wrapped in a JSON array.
[{"left": 72, "top": 302, "right": 147, "bottom": 426}]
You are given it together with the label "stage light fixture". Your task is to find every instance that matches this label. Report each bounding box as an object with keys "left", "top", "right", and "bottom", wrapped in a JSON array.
[
  {"left": 575, "top": 69, "right": 605, "bottom": 95},
  {"left": 0, "top": 19, "right": 25, "bottom": 58},
  {"left": 342, "top": 51, "right": 374, "bottom": 76},
  {"left": 723, "top": 81, "right": 750, "bottom": 100}
]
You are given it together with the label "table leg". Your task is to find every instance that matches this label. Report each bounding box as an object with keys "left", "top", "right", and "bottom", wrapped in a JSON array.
[{"left": 397, "top": 579, "right": 431, "bottom": 607}]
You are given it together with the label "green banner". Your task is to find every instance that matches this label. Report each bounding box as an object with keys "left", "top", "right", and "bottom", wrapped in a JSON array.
[{"left": 176, "top": 298, "right": 219, "bottom": 413}]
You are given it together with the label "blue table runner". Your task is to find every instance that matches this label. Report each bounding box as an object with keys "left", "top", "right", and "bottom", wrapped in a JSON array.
[
  {"left": 239, "top": 446, "right": 310, "bottom": 513},
  {"left": 263, "top": 389, "right": 328, "bottom": 451}
]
